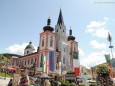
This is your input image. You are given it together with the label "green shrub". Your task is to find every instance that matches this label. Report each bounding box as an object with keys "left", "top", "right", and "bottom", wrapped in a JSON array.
[
  {"left": 89, "top": 83, "right": 96, "bottom": 86},
  {"left": 61, "top": 80, "right": 70, "bottom": 86},
  {"left": 69, "top": 82, "right": 76, "bottom": 86},
  {"left": 79, "top": 83, "right": 85, "bottom": 86}
]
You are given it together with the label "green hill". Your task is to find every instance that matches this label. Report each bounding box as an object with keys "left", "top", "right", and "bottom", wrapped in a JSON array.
[{"left": 0, "top": 53, "right": 21, "bottom": 62}]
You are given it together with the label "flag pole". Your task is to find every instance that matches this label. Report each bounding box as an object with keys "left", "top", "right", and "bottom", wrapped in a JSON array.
[{"left": 107, "top": 32, "right": 114, "bottom": 77}]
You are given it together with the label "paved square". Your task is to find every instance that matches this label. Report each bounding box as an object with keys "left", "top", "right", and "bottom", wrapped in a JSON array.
[{"left": 0, "top": 77, "right": 11, "bottom": 86}]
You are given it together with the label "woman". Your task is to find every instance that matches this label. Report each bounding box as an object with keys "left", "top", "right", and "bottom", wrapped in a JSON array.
[{"left": 8, "top": 79, "right": 12, "bottom": 86}]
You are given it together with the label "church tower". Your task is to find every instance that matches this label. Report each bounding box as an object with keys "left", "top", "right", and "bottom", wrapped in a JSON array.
[
  {"left": 38, "top": 18, "right": 56, "bottom": 72},
  {"left": 68, "top": 29, "right": 80, "bottom": 75},
  {"left": 55, "top": 9, "right": 67, "bottom": 51},
  {"left": 55, "top": 9, "right": 70, "bottom": 71}
]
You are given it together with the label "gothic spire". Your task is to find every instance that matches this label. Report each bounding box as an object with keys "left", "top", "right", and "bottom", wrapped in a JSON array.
[{"left": 57, "top": 9, "right": 64, "bottom": 25}]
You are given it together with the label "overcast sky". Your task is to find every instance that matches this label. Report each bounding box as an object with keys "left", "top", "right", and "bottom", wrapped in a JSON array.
[{"left": 0, "top": 0, "right": 115, "bottom": 68}]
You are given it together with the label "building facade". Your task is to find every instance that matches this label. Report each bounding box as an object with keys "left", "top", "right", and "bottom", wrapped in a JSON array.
[{"left": 14, "top": 9, "right": 80, "bottom": 75}]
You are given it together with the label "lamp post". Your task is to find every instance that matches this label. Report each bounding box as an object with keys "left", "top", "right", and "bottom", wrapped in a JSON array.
[
  {"left": 33, "top": 62, "right": 36, "bottom": 76},
  {"left": 2, "top": 65, "right": 7, "bottom": 79},
  {"left": 107, "top": 32, "right": 114, "bottom": 59},
  {"left": 107, "top": 32, "right": 114, "bottom": 77}
]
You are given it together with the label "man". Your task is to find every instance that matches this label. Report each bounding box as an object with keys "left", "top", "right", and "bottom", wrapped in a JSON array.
[{"left": 18, "top": 69, "right": 29, "bottom": 86}]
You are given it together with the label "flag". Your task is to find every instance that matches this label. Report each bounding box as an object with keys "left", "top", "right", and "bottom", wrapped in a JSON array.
[
  {"left": 90, "top": 67, "right": 94, "bottom": 78},
  {"left": 105, "top": 54, "right": 111, "bottom": 63},
  {"left": 42, "top": 55, "right": 46, "bottom": 72},
  {"left": 73, "top": 51, "right": 78, "bottom": 59},
  {"left": 46, "top": 59, "right": 49, "bottom": 74},
  {"left": 73, "top": 59, "right": 80, "bottom": 68},
  {"left": 49, "top": 51, "right": 54, "bottom": 71},
  {"left": 74, "top": 67, "right": 80, "bottom": 76},
  {"left": 58, "top": 62, "right": 61, "bottom": 75}
]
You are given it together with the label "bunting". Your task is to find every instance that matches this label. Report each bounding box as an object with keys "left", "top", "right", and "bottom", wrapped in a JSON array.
[{"left": 105, "top": 54, "right": 111, "bottom": 63}]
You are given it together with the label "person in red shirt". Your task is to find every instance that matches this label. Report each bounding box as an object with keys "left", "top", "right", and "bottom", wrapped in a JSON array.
[{"left": 18, "top": 69, "right": 29, "bottom": 86}]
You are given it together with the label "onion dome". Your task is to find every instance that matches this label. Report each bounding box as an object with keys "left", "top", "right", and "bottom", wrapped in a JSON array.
[
  {"left": 25, "top": 42, "right": 35, "bottom": 50},
  {"left": 68, "top": 28, "right": 75, "bottom": 41},
  {"left": 43, "top": 17, "right": 54, "bottom": 32}
]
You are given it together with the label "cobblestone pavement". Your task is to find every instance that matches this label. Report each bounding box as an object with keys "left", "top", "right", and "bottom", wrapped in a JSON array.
[{"left": 0, "top": 77, "right": 11, "bottom": 86}]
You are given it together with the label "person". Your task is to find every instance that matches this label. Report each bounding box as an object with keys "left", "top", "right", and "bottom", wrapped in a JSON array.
[
  {"left": 18, "top": 69, "right": 29, "bottom": 86},
  {"left": 8, "top": 79, "right": 12, "bottom": 86}
]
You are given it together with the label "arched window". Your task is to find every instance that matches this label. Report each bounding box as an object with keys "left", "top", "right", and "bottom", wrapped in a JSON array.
[
  {"left": 31, "top": 59, "right": 33, "bottom": 64},
  {"left": 57, "top": 57, "right": 59, "bottom": 63},
  {"left": 74, "top": 44, "right": 76, "bottom": 51},
  {"left": 40, "top": 54, "right": 43, "bottom": 67},
  {"left": 42, "top": 38, "right": 44, "bottom": 47},
  {"left": 28, "top": 60, "right": 29, "bottom": 65},
  {"left": 27, "top": 51, "right": 29, "bottom": 54},
  {"left": 63, "top": 57, "right": 65, "bottom": 64},
  {"left": 25, "top": 60, "right": 26, "bottom": 65},
  {"left": 50, "top": 36, "right": 53, "bottom": 47}
]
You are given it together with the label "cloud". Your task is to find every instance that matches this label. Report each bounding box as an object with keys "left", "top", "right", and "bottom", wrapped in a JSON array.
[
  {"left": 89, "top": 40, "right": 107, "bottom": 49},
  {"left": 6, "top": 43, "right": 37, "bottom": 55},
  {"left": 86, "top": 17, "right": 110, "bottom": 38},
  {"left": 80, "top": 51, "right": 108, "bottom": 68},
  {"left": 78, "top": 48, "right": 85, "bottom": 56},
  {"left": 79, "top": 47, "right": 111, "bottom": 68}
]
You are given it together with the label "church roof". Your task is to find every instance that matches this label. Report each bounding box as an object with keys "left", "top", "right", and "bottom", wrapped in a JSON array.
[
  {"left": 68, "top": 36, "right": 75, "bottom": 41},
  {"left": 43, "top": 18, "right": 54, "bottom": 32},
  {"left": 57, "top": 9, "right": 64, "bottom": 25},
  {"left": 25, "top": 42, "right": 35, "bottom": 50},
  {"left": 68, "top": 28, "right": 75, "bottom": 41}
]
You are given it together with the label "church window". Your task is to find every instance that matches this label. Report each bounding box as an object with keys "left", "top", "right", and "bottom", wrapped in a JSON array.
[
  {"left": 40, "top": 54, "right": 43, "bottom": 67},
  {"left": 74, "top": 44, "right": 76, "bottom": 51},
  {"left": 63, "top": 30, "right": 64, "bottom": 32},
  {"left": 57, "top": 29, "right": 58, "bottom": 32},
  {"left": 63, "top": 57, "right": 65, "bottom": 64},
  {"left": 50, "top": 36, "right": 53, "bottom": 47},
  {"left": 28, "top": 60, "right": 29, "bottom": 65},
  {"left": 25, "top": 60, "right": 26, "bottom": 65},
  {"left": 27, "top": 51, "right": 29, "bottom": 54},
  {"left": 60, "top": 26, "right": 61, "bottom": 29},
  {"left": 42, "top": 38, "right": 44, "bottom": 47},
  {"left": 57, "top": 57, "right": 59, "bottom": 63},
  {"left": 35, "top": 58, "right": 36, "bottom": 63},
  {"left": 64, "top": 48, "right": 65, "bottom": 52},
  {"left": 31, "top": 59, "right": 33, "bottom": 64},
  {"left": 59, "top": 34, "right": 60, "bottom": 40}
]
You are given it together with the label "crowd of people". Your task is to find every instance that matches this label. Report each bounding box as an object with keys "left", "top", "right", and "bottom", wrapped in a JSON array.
[{"left": 7, "top": 68, "right": 50, "bottom": 86}]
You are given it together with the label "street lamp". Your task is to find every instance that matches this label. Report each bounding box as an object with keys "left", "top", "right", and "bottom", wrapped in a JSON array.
[
  {"left": 107, "top": 32, "right": 114, "bottom": 77},
  {"left": 33, "top": 62, "right": 36, "bottom": 76},
  {"left": 2, "top": 65, "right": 7, "bottom": 79},
  {"left": 107, "top": 32, "right": 114, "bottom": 59}
]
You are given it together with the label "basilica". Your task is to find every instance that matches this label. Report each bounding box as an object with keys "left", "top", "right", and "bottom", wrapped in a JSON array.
[{"left": 13, "top": 9, "right": 80, "bottom": 76}]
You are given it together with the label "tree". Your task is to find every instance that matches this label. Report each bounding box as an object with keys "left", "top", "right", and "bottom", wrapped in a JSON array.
[{"left": 96, "top": 64, "right": 113, "bottom": 86}]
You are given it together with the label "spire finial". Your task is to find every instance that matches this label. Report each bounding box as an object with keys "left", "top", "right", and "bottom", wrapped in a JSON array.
[
  {"left": 69, "top": 27, "right": 72, "bottom": 36},
  {"left": 47, "top": 17, "right": 51, "bottom": 26},
  {"left": 57, "top": 9, "right": 64, "bottom": 25},
  {"left": 29, "top": 41, "right": 32, "bottom": 44}
]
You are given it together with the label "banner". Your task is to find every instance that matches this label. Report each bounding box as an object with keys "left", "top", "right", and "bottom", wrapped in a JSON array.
[
  {"left": 42, "top": 55, "right": 46, "bottom": 72},
  {"left": 74, "top": 67, "right": 79, "bottom": 76},
  {"left": 49, "top": 51, "right": 55, "bottom": 71},
  {"left": 90, "top": 67, "right": 94, "bottom": 78},
  {"left": 105, "top": 54, "right": 111, "bottom": 63},
  {"left": 59, "top": 62, "right": 61, "bottom": 75},
  {"left": 73, "top": 51, "right": 78, "bottom": 59},
  {"left": 46, "top": 59, "right": 49, "bottom": 74},
  {"left": 73, "top": 59, "right": 79, "bottom": 68}
]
